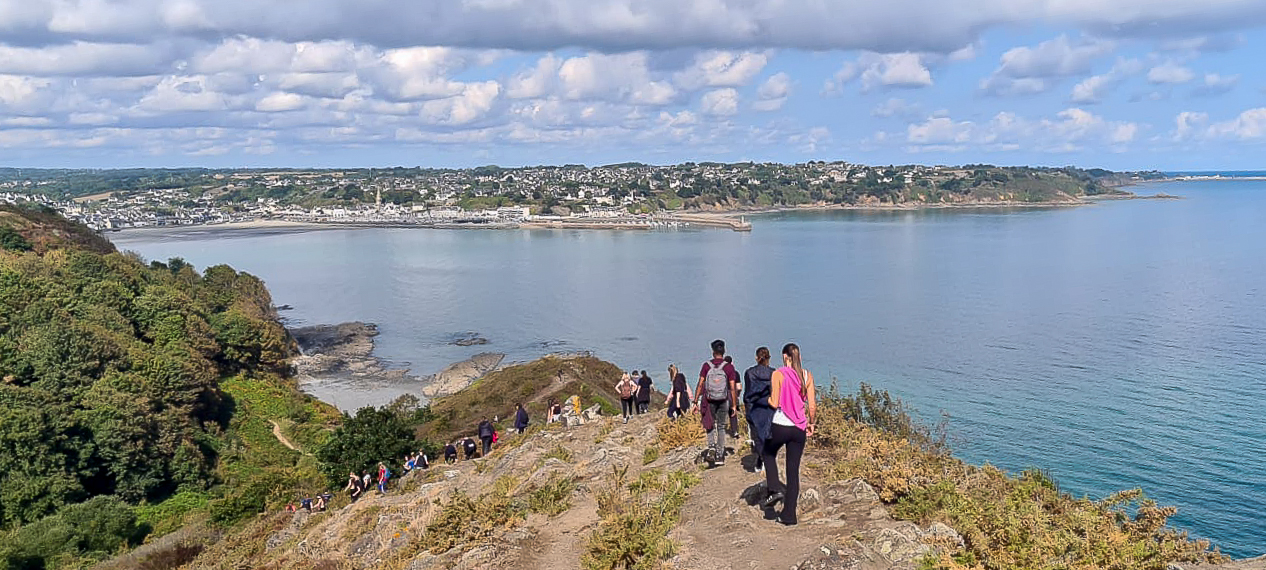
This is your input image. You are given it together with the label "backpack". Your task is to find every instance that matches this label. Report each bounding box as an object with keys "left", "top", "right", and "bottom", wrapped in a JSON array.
[
  {"left": 619, "top": 380, "right": 635, "bottom": 399},
  {"left": 704, "top": 361, "right": 729, "bottom": 401}
]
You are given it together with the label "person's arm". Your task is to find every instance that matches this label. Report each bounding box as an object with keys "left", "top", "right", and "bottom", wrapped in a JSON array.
[
  {"left": 769, "top": 369, "right": 783, "bottom": 410},
  {"left": 694, "top": 376, "right": 706, "bottom": 404},
  {"left": 729, "top": 368, "right": 740, "bottom": 415},
  {"left": 805, "top": 370, "right": 818, "bottom": 437}
]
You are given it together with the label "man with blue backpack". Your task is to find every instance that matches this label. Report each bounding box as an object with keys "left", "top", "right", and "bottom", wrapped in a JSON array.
[{"left": 695, "top": 339, "right": 739, "bottom": 466}]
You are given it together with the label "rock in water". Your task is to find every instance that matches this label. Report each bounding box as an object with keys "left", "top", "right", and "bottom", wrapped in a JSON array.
[{"left": 421, "top": 353, "right": 505, "bottom": 398}]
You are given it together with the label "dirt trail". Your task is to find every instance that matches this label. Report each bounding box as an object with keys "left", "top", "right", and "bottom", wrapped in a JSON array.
[{"left": 270, "top": 420, "right": 299, "bottom": 451}]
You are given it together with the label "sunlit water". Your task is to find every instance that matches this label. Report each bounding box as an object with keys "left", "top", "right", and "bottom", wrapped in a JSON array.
[{"left": 113, "top": 180, "right": 1266, "bottom": 557}]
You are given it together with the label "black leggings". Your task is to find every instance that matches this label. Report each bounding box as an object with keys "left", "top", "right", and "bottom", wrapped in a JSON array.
[
  {"left": 763, "top": 423, "right": 807, "bottom": 524},
  {"left": 621, "top": 397, "right": 635, "bottom": 417}
]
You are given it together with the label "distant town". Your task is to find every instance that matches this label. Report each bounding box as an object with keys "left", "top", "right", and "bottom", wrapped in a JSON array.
[{"left": 0, "top": 162, "right": 1163, "bottom": 232}]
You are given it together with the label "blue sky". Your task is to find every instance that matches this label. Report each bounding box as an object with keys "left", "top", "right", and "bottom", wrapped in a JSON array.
[{"left": 1, "top": 0, "right": 1265, "bottom": 170}]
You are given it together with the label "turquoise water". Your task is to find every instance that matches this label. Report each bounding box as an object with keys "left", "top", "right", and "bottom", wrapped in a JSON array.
[{"left": 113, "top": 180, "right": 1266, "bottom": 557}]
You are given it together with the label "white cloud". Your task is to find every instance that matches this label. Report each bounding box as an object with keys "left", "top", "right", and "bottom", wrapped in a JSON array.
[
  {"left": 700, "top": 88, "right": 738, "bottom": 116},
  {"left": 255, "top": 91, "right": 306, "bottom": 112},
  {"left": 1173, "top": 111, "right": 1208, "bottom": 140},
  {"left": 826, "top": 52, "right": 933, "bottom": 94},
  {"left": 872, "top": 97, "right": 921, "bottom": 118},
  {"left": 752, "top": 72, "right": 790, "bottom": 111},
  {"left": 673, "top": 51, "right": 768, "bottom": 90},
  {"left": 8, "top": 0, "right": 1266, "bottom": 54},
  {"left": 903, "top": 107, "right": 1141, "bottom": 152},
  {"left": 1068, "top": 57, "right": 1143, "bottom": 103},
  {"left": 1206, "top": 108, "right": 1266, "bottom": 140},
  {"left": 556, "top": 52, "right": 677, "bottom": 105},
  {"left": 1147, "top": 62, "right": 1195, "bottom": 84},
  {"left": 982, "top": 35, "right": 1115, "bottom": 96},
  {"left": 419, "top": 81, "right": 501, "bottom": 125},
  {"left": 1192, "top": 73, "right": 1239, "bottom": 96}
]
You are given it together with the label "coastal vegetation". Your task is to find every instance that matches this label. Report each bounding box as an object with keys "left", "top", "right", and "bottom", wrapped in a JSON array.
[
  {"left": 0, "top": 204, "right": 337, "bottom": 569},
  {"left": 812, "top": 383, "right": 1224, "bottom": 569}
]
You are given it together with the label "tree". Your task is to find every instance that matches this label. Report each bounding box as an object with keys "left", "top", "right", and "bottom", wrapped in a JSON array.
[
  {"left": 315, "top": 407, "right": 419, "bottom": 487},
  {"left": 0, "top": 227, "right": 31, "bottom": 252}
]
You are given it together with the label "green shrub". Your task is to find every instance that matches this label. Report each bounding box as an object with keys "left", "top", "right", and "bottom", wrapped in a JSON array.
[
  {"left": 582, "top": 467, "right": 699, "bottom": 570},
  {"left": 0, "top": 496, "right": 145, "bottom": 569},
  {"left": 528, "top": 475, "right": 576, "bottom": 517}
]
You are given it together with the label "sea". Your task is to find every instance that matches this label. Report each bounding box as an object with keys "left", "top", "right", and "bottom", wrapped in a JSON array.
[{"left": 112, "top": 178, "right": 1266, "bottom": 558}]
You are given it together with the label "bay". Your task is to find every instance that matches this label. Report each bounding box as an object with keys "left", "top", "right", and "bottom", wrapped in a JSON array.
[{"left": 112, "top": 179, "right": 1266, "bottom": 557}]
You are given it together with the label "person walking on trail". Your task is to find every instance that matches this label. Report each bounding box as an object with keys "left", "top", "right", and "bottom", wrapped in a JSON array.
[
  {"left": 743, "top": 347, "right": 776, "bottom": 473},
  {"left": 724, "top": 356, "right": 741, "bottom": 438},
  {"left": 696, "top": 339, "right": 739, "bottom": 466},
  {"left": 666, "top": 364, "right": 693, "bottom": 418},
  {"left": 361, "top": 470, "right": 372, "bottom": 490},
  {"left": 478, "top": 418, "right": 495, "bottom": 457},
  {"left": 377, "top": 462, "right": 391, "bottom": 494},
  {"left": 616, "top": 372, "right": 638, "bottom": 423},
  {"left": 636, "top": 370, "right": 654, "bottom": 414},
  {"left": 514, "top": 403, "right": 530, "bottom": 434},
  {"left": 345, "top": 471, "right": 363, "bottom": 502},
  {"left": 762, "top": 343, "right": 817, "bottom": 526},
  {"left": 444, "top": 442, "right": 458, "bottom": 464}
]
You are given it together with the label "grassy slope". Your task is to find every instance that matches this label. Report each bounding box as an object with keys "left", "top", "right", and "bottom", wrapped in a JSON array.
[
  {"left": 0, "top": 204, "right": 116, "bottom": 254},
  {"left": 417, "top": 355, "right": 628, "bottom": 444}
]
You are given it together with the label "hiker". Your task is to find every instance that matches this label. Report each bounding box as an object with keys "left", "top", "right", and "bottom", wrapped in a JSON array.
[
  {"left": 478, "top": 417, "right": 495, "bottom": 457},
  {"left": 514, "top": 402, "right": 530, "bottom": 434},
  {"left": 762, "top": 343, "right": 817, "bottom": 526},
  {"left": 696, "top": 339, "right": 739, "bottom": 466},
  {"left": 314, "top": 493, "right": 328, "bottom": 511},
  {"left": 417, "top": 450, "right": 430, "bottom": 470},
  {"left": 462, "top": 437, "right": 478, "bottom": 460},
  {"left": 744, "top": 347, "right": 776, "bottom": 473},
  {"left": 361, "top": 470, "right": 372, "bottom": 490},
  {"left": 301, "top": 495, "right": 313, "bottom": 511},
  {"left": 377, "top": 462, "right": 390, "bottom": 494},
  {"left": 724, "top": 356, "right": 741, "bottom": 438},
  {"left": 666, "top": 364, "right": 693, "bottom": 418},
  {"left": 568, "top": 394, "right": 581, "bottom": 415},
  {"left": 345, "top": 471, "right": 363, "bottom": 502},
  {"left": 403, "top": 453, "right": 415, "bottom": 474},
  {"left": 636, "top": 370, "right": 653, "bottom": 414},
  {"left": 444, "top": 442, "right": 459, "bottom": 464},
  {"left": 616, "top": 372, "right": 638, "bottom": 422},
  {"left": 547, "top": 399, "right": 562, "bottom": 423}
]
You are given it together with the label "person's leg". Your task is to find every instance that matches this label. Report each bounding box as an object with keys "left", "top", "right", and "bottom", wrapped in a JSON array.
[
  {"left": 482, "top": 437, "right": 492, "bottom": 456},
  {"left": 708, "top": 400, "right": 727, "bottom": 462},
  {"left": 746, "top": 414, "right": 765, "bottom": 470},
  {"left": 780, "top": 429, "right": 807, "bottom": 524},
  {"left": 763, "top": 426, "right": 787, "bottom": 498}
]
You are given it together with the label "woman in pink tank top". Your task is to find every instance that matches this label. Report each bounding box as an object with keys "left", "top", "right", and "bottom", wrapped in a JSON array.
[{"left": 761, "top": 343, "right": 817, "bottom": 525}]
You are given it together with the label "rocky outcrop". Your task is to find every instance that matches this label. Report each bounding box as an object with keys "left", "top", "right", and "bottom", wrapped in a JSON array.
[
  {"left": 291, "top": 322, "right": 504, "bottom": 401},
  {"left": 419, "top": 353, "right": 504, "bottom": 399}
]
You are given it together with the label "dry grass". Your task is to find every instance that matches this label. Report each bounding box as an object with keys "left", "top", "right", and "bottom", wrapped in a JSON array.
[
  {"left": 810, "top": 387, "right": 1226, "bottom": 570},
  {"left": 654, "top": 416, "right": 705, "bottom": 451},
  {"left": 419, "top": 476, "right": 524, "bottom": 555}
]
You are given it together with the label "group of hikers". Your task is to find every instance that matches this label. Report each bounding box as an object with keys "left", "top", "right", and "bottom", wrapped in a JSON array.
[
  {"left": 625, "top": 339, "right": 817, "bottom": 526},
  {"left": 343, "top": 450, "right": 433, "bottom": 502},
  {"left": 330, "top": 338, "right": 815, "bottom": 526}
]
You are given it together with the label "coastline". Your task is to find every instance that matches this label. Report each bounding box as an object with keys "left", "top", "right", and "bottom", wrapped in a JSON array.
[{"left": 101, "top": 192, "right": 1194, "bottom": 239}]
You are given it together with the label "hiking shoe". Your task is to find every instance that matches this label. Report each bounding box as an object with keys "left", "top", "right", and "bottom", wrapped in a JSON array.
[{"left": 762, "top": 492, "right": 784, "bottom": 508}]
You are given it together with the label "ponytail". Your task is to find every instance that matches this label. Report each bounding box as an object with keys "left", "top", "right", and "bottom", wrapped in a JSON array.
[{"left": 782, "top": 343, "right": 807, "bottom": 401}]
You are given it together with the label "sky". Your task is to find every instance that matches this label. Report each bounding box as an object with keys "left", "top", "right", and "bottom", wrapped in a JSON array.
[{"left": 2, "top": 1, "right": 1266, "bottom": 170}]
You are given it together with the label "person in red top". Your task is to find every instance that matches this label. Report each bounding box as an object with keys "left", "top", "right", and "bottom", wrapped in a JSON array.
[{"left": 695, "top": 339, "right": 739, "bottom": 466}]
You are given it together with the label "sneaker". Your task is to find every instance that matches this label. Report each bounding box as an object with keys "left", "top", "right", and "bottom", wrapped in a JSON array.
[{"left": 762, "top": 492, "right": 784, "bottom": 508}]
